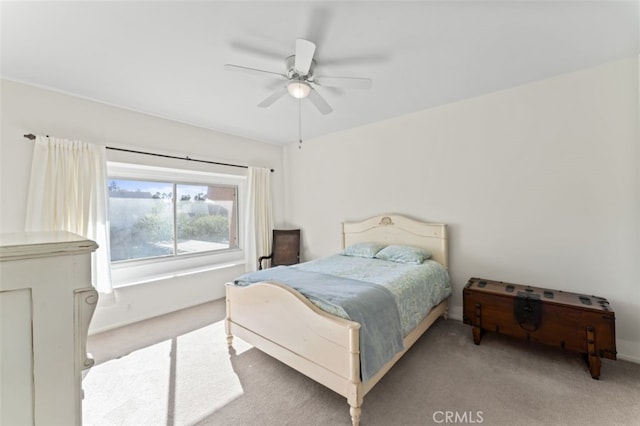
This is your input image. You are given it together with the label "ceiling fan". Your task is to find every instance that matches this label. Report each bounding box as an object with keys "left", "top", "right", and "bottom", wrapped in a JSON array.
[{"left": 224, "top": 38, "right": 372, "bottom": 115}]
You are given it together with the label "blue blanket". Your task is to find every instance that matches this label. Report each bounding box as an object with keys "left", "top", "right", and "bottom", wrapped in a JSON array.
[{"left": 234, "top": 266, "right": 405, "bottom": 382}]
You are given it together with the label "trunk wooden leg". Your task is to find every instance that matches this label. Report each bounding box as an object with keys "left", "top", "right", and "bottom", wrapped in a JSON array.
[
  {"left": 586, "top": 326, "right": 601, "bottom": 379},
  {"left": 589, "top": 355, "right": 601, "bottom": 380},
  {"left": 472, "top": 326, "right": 483, "bottom": 345}
]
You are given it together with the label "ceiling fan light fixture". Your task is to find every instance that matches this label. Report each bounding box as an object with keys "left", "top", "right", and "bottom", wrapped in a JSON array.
[{"left": 287, "top": 80, "right": 311, "bottom": 99}]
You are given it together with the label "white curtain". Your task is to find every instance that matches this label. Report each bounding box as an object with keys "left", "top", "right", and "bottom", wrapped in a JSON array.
[
  {"left": 244, "top": 166, "right": 273, "bottom": 272},
  {"left": 25, "top": 136, "right": 114, "bottom": 299}
]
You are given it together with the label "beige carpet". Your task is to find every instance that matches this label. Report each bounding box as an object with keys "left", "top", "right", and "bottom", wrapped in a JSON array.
[{"left": 84, "top": 299, "right": 640, "bottom": 426}]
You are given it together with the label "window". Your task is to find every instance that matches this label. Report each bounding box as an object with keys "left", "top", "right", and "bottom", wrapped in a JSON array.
[
  {"left": 108, "top": 180, "right": 238, "bottom": 262},
  {"left": 107, "top": 162, "right": 245, "bottom": 286}
]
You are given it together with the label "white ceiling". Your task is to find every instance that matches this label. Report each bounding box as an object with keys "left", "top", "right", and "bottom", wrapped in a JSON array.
[{"left": 1, "top": 1, "right": 638, "bottom": 145}]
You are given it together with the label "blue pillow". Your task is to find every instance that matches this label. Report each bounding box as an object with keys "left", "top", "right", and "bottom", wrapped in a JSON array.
[
  {"left": 374, "top": 245, "right": 431, "bottom": 264},
  {"left": 341, "top": 242, "right": 386, "bottom": 258}
]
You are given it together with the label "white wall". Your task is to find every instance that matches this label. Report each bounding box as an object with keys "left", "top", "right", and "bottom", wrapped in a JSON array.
[
  {"left": 284, "top": 57, "right": 640, "bottom": 362},
  {"left": 0, "top": 79, "right": 285, "bottom": 332},
  {"left": 3, "top": 56, "right": 639, "bottom": 361}
]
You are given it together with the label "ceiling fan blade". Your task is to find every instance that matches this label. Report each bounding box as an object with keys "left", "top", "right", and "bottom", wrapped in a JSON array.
[
  {"left": 307, "top": 88, "right": 333, "bottom": 115},
  {"left": 313, "top": 76, "right": 372, "bottom": 89},
  {"left": 257, "top": 86, "right": 288, "bottom": 108},
  {"left": 294, "top": 39, "right": 316, "bottom": 75},
  {"left": 224, "top": 64, "right": 286, "bottom": 80}
]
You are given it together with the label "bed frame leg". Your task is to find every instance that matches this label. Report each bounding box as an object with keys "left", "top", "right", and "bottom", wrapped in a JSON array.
[
  {"left": 349, "top": 404, "right": 361, "bottom": 426},
  {"left": 347, "top": 387, "right": 362, "bottom": 426},
  {"left": 225, "top": 318, "right": 233, "bottom": 347}
]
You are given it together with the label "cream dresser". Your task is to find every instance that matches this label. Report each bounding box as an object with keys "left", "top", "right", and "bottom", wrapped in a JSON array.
[{"left": 0, "top": 232, "right": 99, "bottom": 426}]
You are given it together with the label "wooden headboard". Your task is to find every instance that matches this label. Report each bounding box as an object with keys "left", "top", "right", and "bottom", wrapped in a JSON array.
[{"left": 342, "top": 214, "right": 448, "bottom": 268}]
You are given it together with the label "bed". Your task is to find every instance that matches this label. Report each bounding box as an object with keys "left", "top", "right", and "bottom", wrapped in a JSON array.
[{"left": 225, "top": 214, "right": 450, "bottom": 425}]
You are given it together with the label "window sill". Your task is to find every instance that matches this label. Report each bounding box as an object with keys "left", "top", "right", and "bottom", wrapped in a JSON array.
[{"left": 112, "top": 261, "right": 245, "bottom": 289}]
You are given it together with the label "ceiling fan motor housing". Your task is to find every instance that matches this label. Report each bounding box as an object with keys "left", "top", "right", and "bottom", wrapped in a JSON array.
[{"left": 285, "top": 55, "right": 316, "bottom": 81}]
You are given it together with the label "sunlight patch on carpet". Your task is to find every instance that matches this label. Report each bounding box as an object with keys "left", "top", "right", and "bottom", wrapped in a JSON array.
[{"left": 83, "top": 320, "right": 251, "bottom": 425}]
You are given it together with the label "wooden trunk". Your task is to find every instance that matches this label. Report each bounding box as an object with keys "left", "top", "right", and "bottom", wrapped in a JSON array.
[{"left": 462, "top": 277, "right": 616, "bottom": 379}]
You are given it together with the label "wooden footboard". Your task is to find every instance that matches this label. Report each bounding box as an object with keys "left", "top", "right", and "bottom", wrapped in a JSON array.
[
  {"left": 226, "top": 214, "right": 449, "bottom": 425},
  {"left": 226, "top": 282, "right": 361, "bottom": 391},
  {"left": 226, "top": 280, "right": 449, "bottom": 426}
]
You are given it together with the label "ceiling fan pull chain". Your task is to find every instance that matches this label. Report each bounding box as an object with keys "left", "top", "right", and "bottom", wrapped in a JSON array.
[{"left": 298, "top": 98, "right": 303, "bottom": 149}]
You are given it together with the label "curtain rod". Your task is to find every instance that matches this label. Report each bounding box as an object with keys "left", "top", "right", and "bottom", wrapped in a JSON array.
[{"left": 23, "top": 134, "right": 274, "bottom": 172}]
